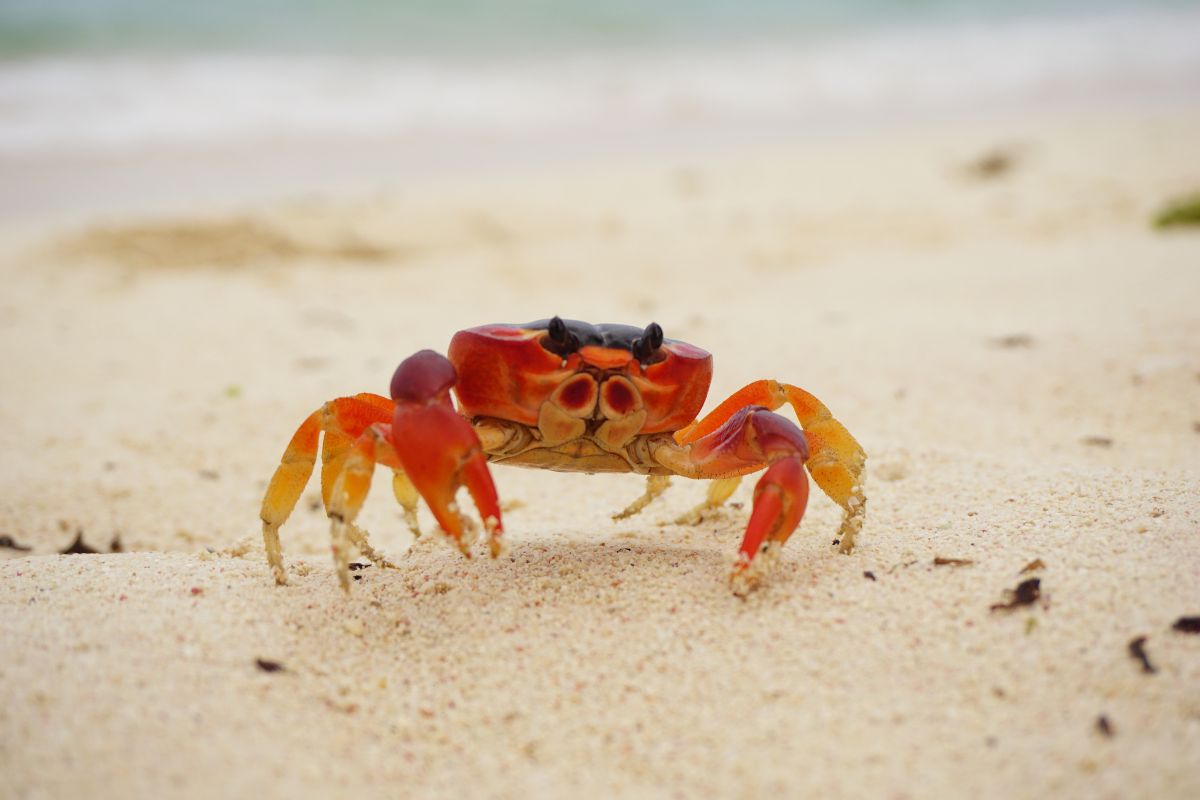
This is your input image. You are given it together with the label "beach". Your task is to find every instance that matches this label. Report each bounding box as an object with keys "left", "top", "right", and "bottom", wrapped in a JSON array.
[{"left": 2, "top": 2, "right": 1200, "bottom": 796}]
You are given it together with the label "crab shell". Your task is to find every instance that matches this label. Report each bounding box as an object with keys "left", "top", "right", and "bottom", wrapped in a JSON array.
[{"left": 447, "top": 320, "right": 714, "bottom": 438}]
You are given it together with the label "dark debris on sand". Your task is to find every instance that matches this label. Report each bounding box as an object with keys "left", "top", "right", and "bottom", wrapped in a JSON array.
[
  {"left": 59, "top": 532, "right": 123, "bottom": 555},
  {"left": 0, "top": 535, "right": 32, "bottom": 552},
  {"left": 1128, "top": 636, "right": 1157, "bottom": 674},
  {"left": 990, "top": 578, "right": 1041, "bottom": 612}
]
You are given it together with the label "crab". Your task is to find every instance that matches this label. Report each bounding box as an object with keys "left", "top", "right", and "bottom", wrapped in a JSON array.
[{"left": 260, "top": 318, "right": 866, "bottom": 595}]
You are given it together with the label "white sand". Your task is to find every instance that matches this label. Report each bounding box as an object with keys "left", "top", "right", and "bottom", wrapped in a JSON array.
[{"left": 1, "top": 106, "right": 1199, "bottom": 798}]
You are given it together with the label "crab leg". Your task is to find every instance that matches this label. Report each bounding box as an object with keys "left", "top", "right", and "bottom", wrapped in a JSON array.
[
  {"left": 388, "top": 350, "right": 505, "bottom": 558},
  {"left": 260, "top": 393, "right": 394, "bottom": 584},
  {"left": 613, "top": 475, "right": 672, "bottom": 520},
  {"left": 261, "top": 392, "right": 433, "bottom": 585},
  {"left": 325, "top": 423, "right": 409, "bottom": 591},
  {"left": 654, "top": 406, "right": 812, "bottom": 595},
  {"left": 676, "top": 380, "right": 866, "bottom": 553},
  {"left": 675, "top": 476, "right": 743, "bottom": 525}
]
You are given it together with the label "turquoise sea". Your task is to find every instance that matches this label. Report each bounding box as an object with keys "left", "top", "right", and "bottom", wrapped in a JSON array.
[
  {"left": 1, "top": 0, "right": 1195, "bottom": 56},
  {"left": 1, "top": 0, "right": 1198, "bottom": 159}
]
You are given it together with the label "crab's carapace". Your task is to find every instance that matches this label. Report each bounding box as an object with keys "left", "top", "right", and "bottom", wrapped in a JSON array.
[{"left": 448, "top": 319, "right": 713, "bottom": 434}]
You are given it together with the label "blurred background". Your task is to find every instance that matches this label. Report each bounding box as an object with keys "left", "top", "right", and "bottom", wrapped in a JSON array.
[
  {"left": 2, "top": 0, "right": 1199, "bottom": 218},
  {"left": 3, "top": 5, "right": 1200, "bottom": 798}
]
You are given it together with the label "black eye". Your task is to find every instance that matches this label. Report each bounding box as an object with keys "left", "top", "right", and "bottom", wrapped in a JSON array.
[
  {"left": 544, "top": 315, "right": 579, "bottom": 356},
  {"left": 632, "top": 322, "right": 663, "bottom": 361}
]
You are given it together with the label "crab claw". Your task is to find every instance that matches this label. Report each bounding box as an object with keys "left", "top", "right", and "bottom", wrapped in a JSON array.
[
  {"left": 731, "top": 456, "right": 810, "bottom": 596},
  {"left": 389, "top": 350, "right": 504, "bottom": 556}
]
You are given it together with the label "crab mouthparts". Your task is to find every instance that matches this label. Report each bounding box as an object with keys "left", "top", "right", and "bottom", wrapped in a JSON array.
[{"left": 577, "top": 345, "right": 633, "bottom": 369}]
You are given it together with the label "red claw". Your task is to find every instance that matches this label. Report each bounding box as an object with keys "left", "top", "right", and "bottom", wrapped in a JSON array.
[
  {"left": 389, "top": 351, "right": 504, "bottom": 554},
  {"left": 732, "top": 456, "right": 809, "bottom": 593},
  {"left": 739, "top": 457, "right": 809, "bottom": 560}
]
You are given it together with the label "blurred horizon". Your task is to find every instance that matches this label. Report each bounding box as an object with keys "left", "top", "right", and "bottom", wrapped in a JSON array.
[
  {"left": 2, "top": 0, "right": 1196, "bottom": 58},
  {"left": 3, "top": 0, "right": 1199, "bottom": 219}
]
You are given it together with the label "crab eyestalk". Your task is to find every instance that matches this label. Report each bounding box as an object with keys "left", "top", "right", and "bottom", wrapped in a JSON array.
[
  {"left": 388, "top": 350, "right": 504, "bottom": 556},
  {"left": 543, "top": 315, "right": 580, "bottom": 356},
  {"left": 631, "top": 321, "right": 663, "bottom": 362}
]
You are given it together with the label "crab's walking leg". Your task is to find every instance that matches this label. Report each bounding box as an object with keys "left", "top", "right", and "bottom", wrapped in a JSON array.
[
  {"left": 260, "top": 393, "right": 396, "bottom": 584},
  {"left": 326, "top": 423, "right": 409, "bottom": 592},
  {"left": 655, "top": 406, "right": 811, "bottom": 595},
  {"left": 260, "top": 411, "right": 320, "bottom": 584},
  {"left": 391, "top": 471, "right": 422, "bottom": 538},
  {"left": 613, "top": 475, "right": 672, "bottom": 520},
  {"left": 388, "top": 350, "right": 505, "bottom": 558},
  {"left": 676, "top": 380, "right": 866, "bottom": 553},
  {"left": 674, "top": 476, "right": 743, "bottom": 526}
]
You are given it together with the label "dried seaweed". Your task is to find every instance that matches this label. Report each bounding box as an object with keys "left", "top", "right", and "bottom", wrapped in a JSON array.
[
  {"left": 255, "top": 659, "right": 285, "bottom": 673},
  {"left": 990, "top": 578, "right": 1041, "bottom": 612},
  {"left": 60, "top": 533, "right": 102, "bottom": 555},
  {"left": 934, "top": 557, "right": 974, "bottom": 567},
  {"left": 1081, "top": 435, "right": 1114, "bottom": 448},
  {"left": 964, "top": 147, "right": 1022, "bottom": 180},
  {"left": 59, "top": 532, "right": 121, "bottom": 554},
  {"left": 1128, "top": 636, "right": 1157, "bottom": 674},
  {"left": 1171, "top": 616, "right": 1200, "bottom": 634},
  {"left": 863, "top": 571, "right": 877, "bottom": 581},
  {"left": 1153, "top": 193, "right": 1200, "bottom": 229},
  {"left": 988, "top": 333, "right": 1035, "bottom": 349},
  {"left": 886, "top": 559, "right": 920, "bottom": 575},
  {"left": 1019, "top": 558, "right": 1045, "bottom": 574},
  {"left": 0, "top": 535, "right": 32, "bottom": 551}
]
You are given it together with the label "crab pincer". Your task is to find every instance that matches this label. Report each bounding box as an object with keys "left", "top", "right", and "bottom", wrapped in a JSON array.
[
  {"left": 732, "top": 411, "right": 813, "bottom": 591},
  {"left": 734, "top": 456, "right": 810, "bottom": 594},
  {"left": 388, "top": 350, "right": 504, "bottom": 557},
  {"left": 663, "top": 406, "right": 814, "bottom": 594}
]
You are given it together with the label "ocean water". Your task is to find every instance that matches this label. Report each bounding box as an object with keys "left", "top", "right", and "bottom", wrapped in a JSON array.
[
  {"left": 1, "top": 0, "right": 1194, "bottom": 56},
  {"left": 1, "top": 0, "right": 1199, "bottom": 158}
]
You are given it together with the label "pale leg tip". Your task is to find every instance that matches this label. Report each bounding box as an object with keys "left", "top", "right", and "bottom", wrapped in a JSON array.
[{"left": 728, "top": 542, "right": 781, "bottom": 596}]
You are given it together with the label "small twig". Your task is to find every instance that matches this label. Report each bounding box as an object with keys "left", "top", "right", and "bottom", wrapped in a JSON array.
[{"left": 1128, "top": 636, "right": 1157, "bottom": 674}]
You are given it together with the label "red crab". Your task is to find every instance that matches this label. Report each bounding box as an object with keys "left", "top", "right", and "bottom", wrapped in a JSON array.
[{"left": 260, "top": 318, "right": 866, "bottom": 595}]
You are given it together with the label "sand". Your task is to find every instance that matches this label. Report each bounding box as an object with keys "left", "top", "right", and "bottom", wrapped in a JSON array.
[{"left": 1, "top": 106, "right": 1199, "bottom": 798}]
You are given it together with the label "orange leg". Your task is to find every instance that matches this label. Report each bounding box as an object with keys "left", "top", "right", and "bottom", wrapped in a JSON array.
[
  {"left": 325, "top": 422, "right": 409, "bottom": 591},
  {"left": 676, "top": 380, "right": 866, "bottom": 554},
  {"left": 259, "top": 393, "right": 395, "bottom": 585},
  {"left": 655, "top": 406, "right": 812, "bottom": 594}
]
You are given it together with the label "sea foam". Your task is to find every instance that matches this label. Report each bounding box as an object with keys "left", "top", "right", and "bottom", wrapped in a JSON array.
[{"left": 1, "top": 7, "right": 1197, "bottom": 158}]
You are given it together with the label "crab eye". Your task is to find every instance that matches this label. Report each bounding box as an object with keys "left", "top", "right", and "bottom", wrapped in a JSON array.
[
  {"left": 543, "top": 315, "right": 579, "bottom": 356},
  {"left": 632, "top": 322, "right": 664, "bottom": 361}
]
